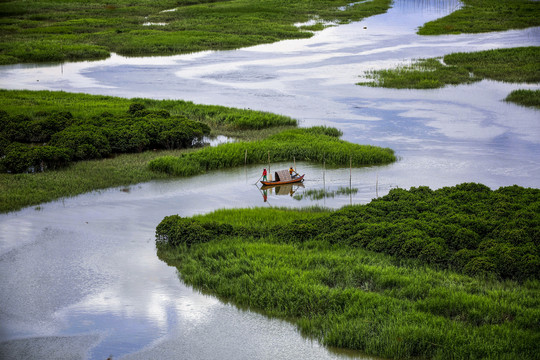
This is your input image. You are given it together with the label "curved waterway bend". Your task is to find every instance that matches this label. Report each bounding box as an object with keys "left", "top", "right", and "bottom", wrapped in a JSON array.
[
  {"left": 0, "top": 163, "right": 378, "bottom": 360},
  {"left": 1, "top": 0, "right": 540, "bottom": 359}
]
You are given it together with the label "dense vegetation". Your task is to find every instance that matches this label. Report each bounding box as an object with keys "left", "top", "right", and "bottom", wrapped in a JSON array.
[
  {"left": 0, "top": 89, "right": 299, "bottom": 174},
  {"left": 358, "top": 47, "right": 540, "bottom": 89},
  {"left": 0, "top": 104, "right": 211, "bottom": 173},
  {"left": 148, "top": 126, "right": 396, "bottom": 176},
  {"left": 0, "top": 90, "right": 299, "bottom": 212},
  {"left": 0, "top": 0, "right": 392, "bottom": 65},
  {"left": 156, "top": 183, "right": 540, "bottom": 359},
  {"left": 418, "top": 0, "right": 540, "bottom": 35}
]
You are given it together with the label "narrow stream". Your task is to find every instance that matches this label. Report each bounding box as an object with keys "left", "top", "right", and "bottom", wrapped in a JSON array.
[{"left": 1, "top": 0, "right": 539, "bottom": 359}]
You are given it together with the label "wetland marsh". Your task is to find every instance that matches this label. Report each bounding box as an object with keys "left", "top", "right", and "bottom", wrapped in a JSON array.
[{"left": 1, "top": 0, "right": 539, "bottom": 359}]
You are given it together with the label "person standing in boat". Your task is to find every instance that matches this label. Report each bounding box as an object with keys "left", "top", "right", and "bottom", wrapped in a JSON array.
[{"left": 262, "top": 168, "right": 267, "bottom": 181}]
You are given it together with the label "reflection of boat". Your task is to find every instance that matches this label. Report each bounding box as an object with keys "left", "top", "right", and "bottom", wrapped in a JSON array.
[
  {"left": 261, "top": 182, "right": 305, "bottom": 195},
  {"left": 261, "top": 169, "right": 305, "bottom": 186}
]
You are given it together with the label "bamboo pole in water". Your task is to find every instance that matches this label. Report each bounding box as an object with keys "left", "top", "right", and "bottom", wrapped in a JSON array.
[
  {"left": 350, "top": 155, "right": 353, "bottom": 205},
  {"left": 323, "top": 155, "right": 326, "bottom": 185},
  {"left": 268, "top": 151, "right": 271, "bottom": 181},
  {"left": 323, "top": 157, "right": 326, "bottom": 191}
]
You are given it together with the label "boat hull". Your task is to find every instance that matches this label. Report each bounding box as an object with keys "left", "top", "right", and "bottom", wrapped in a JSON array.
[{"left": 261, "top": 174, "right": 304, "bottom": 186}]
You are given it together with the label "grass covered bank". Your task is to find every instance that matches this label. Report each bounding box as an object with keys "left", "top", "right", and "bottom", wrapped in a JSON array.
[
  {"left": 148, "top": 126, "right": 396, "bottom": 176},
  {"left": 418, "top": 0, "right": 540, "bottom": 35},
  {"left": 156, "top": 184, "right": 540, "bottom": 359},
  {"left": 0, "top": 90, "right": 297, "bottom": 173},
  {"left": 0, "top": 0, "right": 392, "bottom": 65},
  {"left": 0, "top": 90, "right": 297, "bottom": 131}
]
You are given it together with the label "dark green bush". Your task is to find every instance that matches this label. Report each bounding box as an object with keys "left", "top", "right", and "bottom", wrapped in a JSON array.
[
  {"left": 156, "top": 215, "right": 233, "bottom": 247},
  {"left": 127, "top": 102, "right": 145, "bottom": 115},
  {"left": 1, "top": 105, "right": 212, "bottom": 173},
  {"left": 30, "top": 145, "right": 71, "bottom": 170},
  {"left": 1, "top": 142, "right": 32, "bottom": 173},
  {"left": 50, "top": 126, "right": 111, "bottom": 160}
]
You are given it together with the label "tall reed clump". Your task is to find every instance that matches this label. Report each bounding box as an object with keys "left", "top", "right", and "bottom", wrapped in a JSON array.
[
  {"left": 156, "top": 184, "right": 540, "bottom": 359},
  {"left": 149, "top": 126, "right": 396, "bottom": 176}
]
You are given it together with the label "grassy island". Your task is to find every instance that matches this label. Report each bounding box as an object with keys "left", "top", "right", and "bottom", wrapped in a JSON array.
[
  {"left": 505, "top": 89, "right": 540, "bottom": 109},
  {"left": 358, "top": 47, "right": 540, "bottom": 89},
  {"left": 358, "top": 47, "right": 540, "bottom": 108},
  {"left": 418, "top": 0, "right": 540, "bottom": 35},
  {"left": 0, "top": 90, "right": 394, "bottom": 213},
  {"left": 0, "top": 0, "right": 392, "bottom": 65},
  {"left": 156, "top": 183, "right": 540, "bottom": 359},
  {"left": 0, "top": 90, "right": 294, "bottom": 212},
  {"left": 360, "top": 0, "right": 540, "bottom": 109},
  {"left": 148, "top": 126, "right": 396, "bottom": 176}
]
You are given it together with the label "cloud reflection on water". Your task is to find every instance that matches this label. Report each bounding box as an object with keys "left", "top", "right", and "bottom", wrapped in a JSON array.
[{"left": 1, "top": 0, "right": 540, "bottom": 359}]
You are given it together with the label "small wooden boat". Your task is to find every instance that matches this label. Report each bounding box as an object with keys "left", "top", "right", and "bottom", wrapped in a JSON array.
[{"left": 261, "top": 169, "right": 304, "bottom": 186}]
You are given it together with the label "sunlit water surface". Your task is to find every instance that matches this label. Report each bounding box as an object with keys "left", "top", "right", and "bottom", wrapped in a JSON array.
[{"left": 1, "top": 0, "right": 540, "bottom": 359}]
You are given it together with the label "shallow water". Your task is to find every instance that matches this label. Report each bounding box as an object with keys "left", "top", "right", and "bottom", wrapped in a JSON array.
[{"left": 1, "top": 0, "right": 540, "bottom": 359}]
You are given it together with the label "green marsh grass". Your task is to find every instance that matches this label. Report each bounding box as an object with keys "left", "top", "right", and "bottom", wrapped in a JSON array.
[
  {"left": 293, "top": 187, "right": 358, "bottom": 201},
  {"left": 149, "top": 127, "right": 396, "bottom": 176},
  {"left": 156, "top": 189, "right": 540, "bottom": 359},
  {"left": 359, "top": 57, "right": 480, "bottom": 89},
  {"left": 505, "top": 89, "right": 540, "bottom": 109},
  {"left": 191, "top": 207, "right": 331, "bottom": 231},
  {"left": 0, "top": 0, "right": 392, "bottom": 64},
  {"left": 443, "top": 47, "right": 540, "bottom": 84},
  {"left": 358, "top": 47, "right": 540, "bottom": 90},
  {"left": 0, "top": 149, "right": 182, "bottom": 213},
  {"left": 418, "top": 0, "right": 540, "bottom": 35},
  {"left": 358, "top": 47, "right": 540, "bottom": 108},
  {"left": 0, "top": 90, "right": 297, "bottom": 131}
]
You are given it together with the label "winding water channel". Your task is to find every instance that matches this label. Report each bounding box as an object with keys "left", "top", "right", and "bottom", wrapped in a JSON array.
[{"left": 1, "top": 1, "right": 539, "bottom": 359}]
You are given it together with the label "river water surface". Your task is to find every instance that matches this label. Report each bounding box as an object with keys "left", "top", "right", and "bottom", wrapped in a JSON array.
[{"left": 1, "top": 0, "right": 539, "bottom": 359}]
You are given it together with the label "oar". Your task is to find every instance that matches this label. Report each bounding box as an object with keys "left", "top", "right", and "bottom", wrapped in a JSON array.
[{"left": 254, "top": 174, "right": 263, "bottom": 185}]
